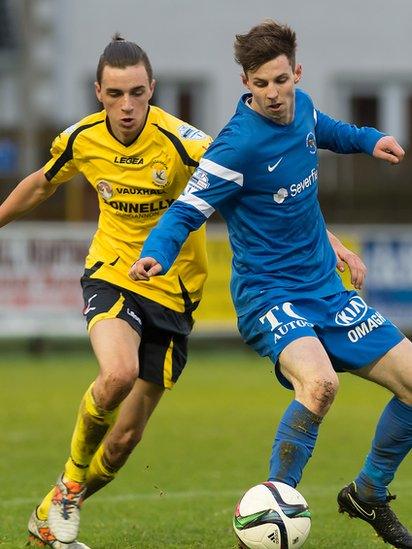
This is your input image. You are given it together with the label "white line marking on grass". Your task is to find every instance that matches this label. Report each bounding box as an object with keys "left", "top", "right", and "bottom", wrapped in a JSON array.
[
  {"left": 3, "top": 480, "right": 411, "bottom": 508},
  {"left": 1, "top": 489, "right": 243, "bottom": 508}
]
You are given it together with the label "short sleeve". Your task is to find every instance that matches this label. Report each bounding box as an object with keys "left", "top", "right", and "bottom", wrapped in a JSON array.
[{"left": 43, "top": 124, "right": 81, "bottom": 184}]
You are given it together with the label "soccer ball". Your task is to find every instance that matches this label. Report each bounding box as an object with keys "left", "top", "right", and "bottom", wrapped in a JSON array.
[{"left": 233, "top": 481, "right": 311, "bottom": 549}]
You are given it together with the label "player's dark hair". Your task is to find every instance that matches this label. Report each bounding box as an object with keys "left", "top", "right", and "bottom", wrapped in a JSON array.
[
  {"left": 96, "top": 33, "right": 153, "bottom": 84},
  {"left": 234, "top": 20, "right": 297, "bottom": 73}
]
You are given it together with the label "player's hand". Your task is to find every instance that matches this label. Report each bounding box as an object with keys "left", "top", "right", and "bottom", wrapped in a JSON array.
[
  {"left": 335, "top": 246, "right": 367, "bottom": 290},
  {"left": 129, "top": 257, "right": 163, "bottom": 281},
  {"left": 373, "top": 136, "right": 405, "bottom": 164}
]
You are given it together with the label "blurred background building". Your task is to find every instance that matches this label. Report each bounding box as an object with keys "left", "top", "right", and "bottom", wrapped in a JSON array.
[
  {"left": 0, "top": 0, "right": 412, "bottom": 338},
  {"left": 1, "top": 0, "right": 412, "bottom": 222}
]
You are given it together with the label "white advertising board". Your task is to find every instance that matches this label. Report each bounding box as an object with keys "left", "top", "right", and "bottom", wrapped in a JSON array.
[{"left": 1, "top": 223, "right": 412, "bottom": 338}]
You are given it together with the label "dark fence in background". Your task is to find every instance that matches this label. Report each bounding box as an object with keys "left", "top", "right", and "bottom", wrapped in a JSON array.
[{"left": 318, "top": 151, "right": 412, "bottom": 223}]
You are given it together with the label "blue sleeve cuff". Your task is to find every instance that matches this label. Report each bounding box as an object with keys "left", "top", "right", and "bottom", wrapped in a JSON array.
[
  {"left": 360, "top": 128, "right": 385, "bottom": 155},
  {"left": 140, "top": 248, "right": 171, "bottom": 273}
]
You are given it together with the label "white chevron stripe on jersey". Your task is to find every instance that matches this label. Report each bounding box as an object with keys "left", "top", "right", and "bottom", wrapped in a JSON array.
[
  {"left": 199, "top": 158, "right": 244, "bottom": 186},
  {"left": 177, "top": 193, "right": 215, "bottom": 218}
]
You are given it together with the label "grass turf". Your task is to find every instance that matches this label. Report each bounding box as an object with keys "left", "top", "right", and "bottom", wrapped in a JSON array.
[{"left": 0, "top": 346, "right": 410, "bottom": 548}]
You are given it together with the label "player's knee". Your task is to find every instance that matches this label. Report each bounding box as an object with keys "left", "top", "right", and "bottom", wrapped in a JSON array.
[
  {"left": 306, "top": 374, "right": 339, "bottom": 415},
  {"left": 98, "top": 367, "right": 139, "bottom": 405}
]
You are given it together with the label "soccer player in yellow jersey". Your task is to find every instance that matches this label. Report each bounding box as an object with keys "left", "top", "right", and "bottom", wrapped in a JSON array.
[{"left": 0, "top": 35, "right": 365, "bottom": 548}]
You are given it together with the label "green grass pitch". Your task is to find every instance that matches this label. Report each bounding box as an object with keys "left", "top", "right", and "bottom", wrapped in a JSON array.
[{"left": 0, "top": 345, "right": 410, "bottom": 548}]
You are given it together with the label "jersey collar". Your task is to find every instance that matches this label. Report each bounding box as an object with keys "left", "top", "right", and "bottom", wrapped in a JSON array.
[{"left": 105, "top": 106, "right": 155, "bottom": 148}]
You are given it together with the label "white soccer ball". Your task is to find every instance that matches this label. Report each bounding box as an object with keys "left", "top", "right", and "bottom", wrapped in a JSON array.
[{"left": 233, "top": 481, "right": 311, "bottom": 549}]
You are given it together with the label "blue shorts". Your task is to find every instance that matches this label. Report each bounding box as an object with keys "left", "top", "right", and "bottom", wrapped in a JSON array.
[{"left": 238, "top": 290, "right": 404, "bottom": 389}]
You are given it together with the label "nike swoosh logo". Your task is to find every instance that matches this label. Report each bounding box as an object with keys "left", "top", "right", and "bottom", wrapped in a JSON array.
[
  {"left": 348, "top": 494, "right": 376, "bottom": 520},
  {"left": 268, "top": 157, "right": 283, "bottom": 172}
]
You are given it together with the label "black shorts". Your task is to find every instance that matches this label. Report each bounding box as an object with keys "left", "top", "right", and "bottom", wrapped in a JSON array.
[{"left": 81, "top": 272, "right": 195, "bottom": 389}]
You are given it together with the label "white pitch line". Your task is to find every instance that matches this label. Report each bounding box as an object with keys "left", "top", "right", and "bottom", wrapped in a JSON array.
[
  {"left": 3, "top": 480, "right": 411, "bottom": 508},
  {"left": 0, "top": 489, "right": 243, "bottom": 508}
]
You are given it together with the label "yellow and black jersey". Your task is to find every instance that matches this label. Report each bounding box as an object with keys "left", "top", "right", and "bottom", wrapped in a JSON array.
[{"left": 43, "top": 106, "right": 212, "bottom": 312}]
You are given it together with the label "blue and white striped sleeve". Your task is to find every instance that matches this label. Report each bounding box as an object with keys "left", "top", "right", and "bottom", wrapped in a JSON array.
[{"left": 141, "top": 140, "right": 245, "bottom": 273}]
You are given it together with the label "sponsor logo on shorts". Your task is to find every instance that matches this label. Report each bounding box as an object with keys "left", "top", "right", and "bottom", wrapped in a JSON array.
[
  {"left": 335, "top": 296, "right": 368, "bottom": 326},
  {"left": 83, "top": 293, "right": 97, "bottom": 315},
  {"left": 259, "top": 302, "right": 314, "bottom": 343},
  {"left": 127, "top": 308, "right": 142, "bottom": 325},
  {"left": 347, "top": 311, "right": 386, "bottom": 343}
]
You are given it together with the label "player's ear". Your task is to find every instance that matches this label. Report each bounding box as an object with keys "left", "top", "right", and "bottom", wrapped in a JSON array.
[
  {"left": 241, "top": 72, "right": 250, "bottom": 90},
  {"left": 95, "top": 81, "right": 102, "bottom": 103},
  {"left": 149, "top": 79, "right": 156, "bottom": 100},
  {"left": 294, "top": 63, "right": 302, "bottom": 84}
]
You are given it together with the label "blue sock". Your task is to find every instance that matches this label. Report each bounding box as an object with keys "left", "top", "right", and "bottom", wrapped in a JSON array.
[
  {"left": 355, "top": 397, "right": 412, "bottom": 503},
  {"left": 268, "top": 400, "right": 322, "bottom": 487}
]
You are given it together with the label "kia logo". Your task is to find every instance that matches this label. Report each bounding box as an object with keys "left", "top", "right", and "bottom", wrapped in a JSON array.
[{"left": 335, "top": 296, "right": 368, "bottom": 326}]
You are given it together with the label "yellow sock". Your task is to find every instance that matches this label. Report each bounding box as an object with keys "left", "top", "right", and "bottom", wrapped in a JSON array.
[
  {"left": 84, "top": 442, "right": 120, "bottom": 500},
  {"left": 64, "top": 383, "right": 118, "bottom": 483},
  {"left": 37, "top": 487, "right": 54, "bottom": 520},
  {"left": 36, "top": 443, "right": 119, "bottom": 518}
]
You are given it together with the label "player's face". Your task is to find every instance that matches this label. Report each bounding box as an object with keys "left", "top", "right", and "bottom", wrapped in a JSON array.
[
  {"left": 243, "top": 55, "right": 302, "bottom": 125},
  {"left": 95, "top": 63, "right": 155, "bottom": 145}
]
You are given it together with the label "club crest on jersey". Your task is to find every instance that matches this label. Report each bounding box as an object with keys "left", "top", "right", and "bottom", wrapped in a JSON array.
[
  {"left": 335, "top": 296, "right": 368, "bottom": 326},
  {"left": 306, "top": 132, "right": 317, "bottom": 154},
  {"left": 178, "top": 124, "right": 207, "bottom": 140},
  {"left": 151, "top": 160, "right": 169, "bottom": 186},
  {"left": 273, "top": 187, "right": 288, "bottom": 204},
  {"left": 184, "top": 168, "right": 209, "bottom": 194},
  {"left": 97, "top": 180, "right": 113, "bottom": 201}
]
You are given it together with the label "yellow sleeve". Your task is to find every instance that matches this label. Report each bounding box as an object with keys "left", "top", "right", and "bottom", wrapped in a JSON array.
[{"left": 42, "top": 124, "right": 81, "bottom": 185}]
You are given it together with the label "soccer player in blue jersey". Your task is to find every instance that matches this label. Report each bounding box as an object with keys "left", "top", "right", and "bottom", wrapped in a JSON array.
[{"left": 130, "top": 20, "right": 412, "bottom": 549}]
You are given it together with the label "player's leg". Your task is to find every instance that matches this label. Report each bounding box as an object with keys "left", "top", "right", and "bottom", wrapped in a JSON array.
[
  {"left": 269, "top": 336, "right": 339, "bottom": 487},
  {"left": 239, "top": 298, "right": 337, "bottom": 488},
  {"left": 349, "top": 337, "right": 412, "bottom": 503},
  {"left": 85, "top": 377, "right": 164, "bottom": 498},
  {"left": 44, "top": 317, "right": 140, "bottom": 544},
  {"left": 326, "top": 295, "right": 412, "bottom": 547},
  {"left": 84, "top": 295, "right": 191, "bottom": 500},
  {"left": 338, "top": 338, "right": 412, "bottom": 547}
]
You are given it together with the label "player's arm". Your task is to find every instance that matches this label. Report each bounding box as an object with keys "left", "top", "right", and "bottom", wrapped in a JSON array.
[
  {"left": 327, "top": 230, "right": 366, "bottom": 290},
  {"left": 0, "top": 169, "right": 57, "bottom": 228},
  {"left": 130, "top": 142, "right": 245, "bottom": 281},
  {"left": 129, "top": 199, "right": 208, "bottom": 280},
  {"left": 314, "top": 110, "right": 404, "bottom": 164}
]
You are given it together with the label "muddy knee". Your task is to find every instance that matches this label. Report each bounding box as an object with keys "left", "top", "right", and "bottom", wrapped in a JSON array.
[{"left": 306, "top": 375, "right": 339, "bottom": 415}]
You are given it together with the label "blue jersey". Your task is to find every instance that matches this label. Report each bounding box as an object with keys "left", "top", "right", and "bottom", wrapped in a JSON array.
[{"left": 141, "top": 89, "right": 384, "bottom": 317}]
